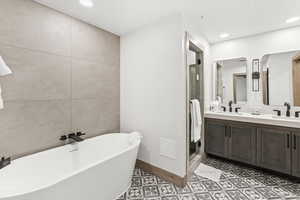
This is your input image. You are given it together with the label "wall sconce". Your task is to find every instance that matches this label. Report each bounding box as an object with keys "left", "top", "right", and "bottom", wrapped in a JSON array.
[{"left": 252, "top": 59, "right": 260, "bottom": 92}]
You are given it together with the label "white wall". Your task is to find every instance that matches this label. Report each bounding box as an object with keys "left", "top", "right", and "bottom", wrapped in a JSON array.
[
  {"left": 120, "top": 13, "right": 212, "bottom": 177},
  {"left": 212, "top": 26, "right": 300, "bottom": 109},
  {"left": 121, "top": 14, "right": 211, "bottom": 177},
  {"left": 212, "top": 26, "right": 300, "bottom": 60},
  {"left": 120, "top": 14, "right": 187, "bottom": 177}
]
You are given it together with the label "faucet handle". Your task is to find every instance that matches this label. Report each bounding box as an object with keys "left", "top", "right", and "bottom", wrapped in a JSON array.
[
  {"left": 68, "top": 133, "right": 76, "bottom": 137},
  {"left": 60, "top": 135, "right": 68, "bottom": 141},
  {"left": 221, "top": 106, "right": 226, "bottom": 112},
  {"left": 76, "top": 132, "right": 86, "bottom": 137},
  {"left": 295, "top": 111, "right": 300, "bottom": 118},
  {"left": 235, "top": 107, "right": 241, "bottom": 113},
  {"left": 1, "top": 157, "right": 10, "bottom": 162},
  {"left": 273, "top": 110, "right": 281, "bottom": 116}
]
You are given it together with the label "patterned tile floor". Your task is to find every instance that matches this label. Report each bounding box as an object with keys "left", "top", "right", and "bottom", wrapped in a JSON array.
[{"left": 117, "top": 157, "right": 300, "bottom": 200}]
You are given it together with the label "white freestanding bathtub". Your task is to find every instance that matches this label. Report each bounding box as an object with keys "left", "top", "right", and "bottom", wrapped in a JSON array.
[{"left": 0, "top": 132, "right": 142, "bottom": 200}]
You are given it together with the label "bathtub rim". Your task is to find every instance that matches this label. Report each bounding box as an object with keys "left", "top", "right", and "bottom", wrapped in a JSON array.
[{"left": 0, "top": 132, "right": 141, "bottom": 199}]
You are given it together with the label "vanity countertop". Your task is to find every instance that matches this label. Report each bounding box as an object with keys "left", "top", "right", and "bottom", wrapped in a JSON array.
[{"left": 205, "top": 111, "right": 300, "bottom": 129}]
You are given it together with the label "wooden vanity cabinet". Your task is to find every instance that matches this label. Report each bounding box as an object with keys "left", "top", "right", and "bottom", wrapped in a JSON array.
[
  {"left": 205, "top": 118, "right": 300, "bottom": 178},
  {"left": 205, "top": 119, "right": 257, "bottom": 165}
]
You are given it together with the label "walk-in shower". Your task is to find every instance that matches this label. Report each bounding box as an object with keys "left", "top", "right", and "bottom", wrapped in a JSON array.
[{"left": 185, "top": 33, "right": 204, "bottom": 174}]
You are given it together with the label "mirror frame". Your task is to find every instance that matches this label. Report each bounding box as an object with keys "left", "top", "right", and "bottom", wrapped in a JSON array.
[
  {"left": 212, "top": 57, "right": 249, "bottom": 104},
  {"left": 260, "top": 50, "right": 300, "bottom": 107}
]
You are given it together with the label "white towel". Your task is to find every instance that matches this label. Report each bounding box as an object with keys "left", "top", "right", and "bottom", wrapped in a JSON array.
[
  {"left": 190, "top": 99, "right": 202, "bottom": 142},
  {"left": 194, "top": 163, "right": 223, "bottom": 182},
  {"left": 0, "top": 56, "right": 12, "bottom": 110}
]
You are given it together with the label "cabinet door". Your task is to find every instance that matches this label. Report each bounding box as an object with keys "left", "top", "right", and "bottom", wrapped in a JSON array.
[
  {"left": 257, "top": 128, "right": 291, "bottom": 174},
  {"left": 292, "top": 132, "right": 300, "bottom": 177},
  {"left": 205, "top": 120, "right": 228, "bottom": 158},
  {"left": 228, "top": 124, "right": 257, "bottom": 165}
]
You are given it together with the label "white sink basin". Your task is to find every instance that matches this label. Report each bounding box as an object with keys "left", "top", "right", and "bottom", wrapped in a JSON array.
[
  {"left": 271, "top": 115, "right": 300, "bottom": 121},
  {"left": 215, "top": 111, "right": 251, "bottom": 116}
]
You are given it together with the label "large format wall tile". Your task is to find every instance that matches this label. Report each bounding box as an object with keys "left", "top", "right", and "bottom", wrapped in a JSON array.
[
  {"left": 0, "top": 100, "right": 71, "bottom": 158},
  {"left": 71, "top": 59, "right": 119, "bottom": 99},
  {"left": 38, "top": 4, "right": 72, "bottom": 56},
  {"left": 0, "top": 1, "right": 14, "bottom": 45},
  {"left": 0, "top": 0, "right": 120, "bottom": 158},
  {"left": 71, "top": 19, "right": 120, "bottom": 64},
  {"left": 71, "top": 98, "right": 120, "bottom": 136},
  {"left": 0, "top": 45, "right": 71, "bottom": 101},
  {"left": 0, "top": 0, "right": 71, "bottom": 56}
]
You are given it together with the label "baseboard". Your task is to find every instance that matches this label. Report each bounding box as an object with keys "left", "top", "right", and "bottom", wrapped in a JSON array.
[{"left": 135, "top": 159, "right": 187, "bottom": 187}]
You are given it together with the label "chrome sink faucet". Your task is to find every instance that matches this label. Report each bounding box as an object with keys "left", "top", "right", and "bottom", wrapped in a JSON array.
[{"left": 284, "top": 102, "right": 291, "bottom": 117}]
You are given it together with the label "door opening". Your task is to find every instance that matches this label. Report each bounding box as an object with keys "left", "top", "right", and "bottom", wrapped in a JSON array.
[{"left": 185, "top": 33, "right": 205, "bottom": 177}]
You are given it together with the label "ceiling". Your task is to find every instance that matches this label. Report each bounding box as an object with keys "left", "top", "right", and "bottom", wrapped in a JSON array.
[{"left": 34, "top": 0, "right": 300, "bottom": 43}]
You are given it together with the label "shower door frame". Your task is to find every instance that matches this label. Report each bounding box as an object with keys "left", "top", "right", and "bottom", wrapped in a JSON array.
[{"left": 184, "top": 32, "right": 205, "bottom": 177}]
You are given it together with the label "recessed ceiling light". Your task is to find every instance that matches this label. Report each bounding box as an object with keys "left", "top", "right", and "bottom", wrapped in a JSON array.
[
  {"left": 220, "top": 33, "right": 230, "bottom": 38},
  {"left": 286, "top": 16, "right": 300, "bottom": 24},
  {"left": 79, "top": 0, "right": 94, "bottom": 8}
]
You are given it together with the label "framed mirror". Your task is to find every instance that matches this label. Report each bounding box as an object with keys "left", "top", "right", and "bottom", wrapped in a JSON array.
[
  {"left": 261, "top": 51, "right": 300, "bottom": 106},
  {"left": 213, "top": 58, "right": 248, "bottom": 104}
]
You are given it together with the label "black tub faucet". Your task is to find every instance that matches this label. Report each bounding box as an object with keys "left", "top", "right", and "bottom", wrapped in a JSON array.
[
  {"left": 68, "top": 132, "right": 86, "bottom": 142},
  {"left": 68, "top": 133, "right": 83, "bottom": 142},
  {"left": 0, "top": 157, "right": 11, "bottom": 170},
  {"left": 229, "top": 101, "right": 233, "bottom": 112},
  {"left": 60, "top": 132, "right": 86, "bottom": 143},
  {"left": 284, "top": 102, "right": 291, "bottom": 117}
]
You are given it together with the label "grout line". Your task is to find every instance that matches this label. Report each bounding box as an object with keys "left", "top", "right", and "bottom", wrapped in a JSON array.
[
  {"left": 70, "top": 19, "right": 73, "bottom": 132},
  {"left": 0, "top": 41, "right": 110, "bottom": 64},
  {"left": 0, "top": 41, "right": 71, "bottom": 59},
  {"left": 4, "top": 97, "right": 104, "bottom": 103},
  {"left": 4, "top": 99, "right": 69, "bottom": 103}
]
